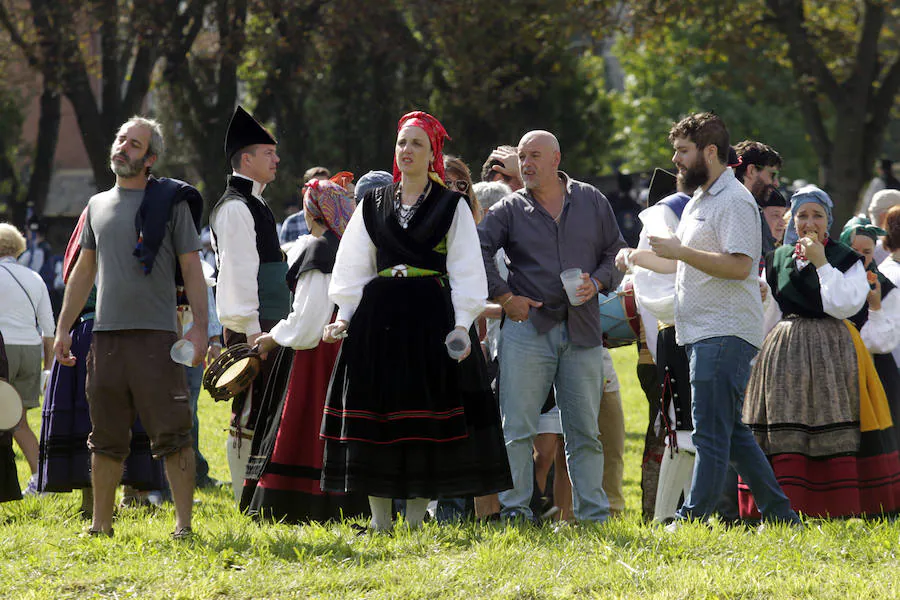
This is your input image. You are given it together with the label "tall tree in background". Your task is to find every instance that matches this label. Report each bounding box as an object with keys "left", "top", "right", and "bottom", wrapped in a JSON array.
[
  {"left": 0, "top": 0, "right": 207, "bottom": 193},
  {"left": 237, "top": 0, "right": 618, "bottom": 215},
  {"left": 609, "top": 25, "right": 819, "bottom": 181},
  {"left": 627, "top": 0, "right": 900, "bottom": 226},
  {"left": 0, "top": 0, "right": 65, "bottom": 220},
  {"left": 161, "top": 0, "right": 246, "bottom": 200}
]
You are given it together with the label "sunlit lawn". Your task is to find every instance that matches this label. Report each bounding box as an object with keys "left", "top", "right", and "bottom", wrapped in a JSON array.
[{"left": 2, "top": 348, "right": 899, "bottom": 598}]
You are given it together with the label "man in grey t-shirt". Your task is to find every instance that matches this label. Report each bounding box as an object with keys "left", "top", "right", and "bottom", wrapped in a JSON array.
[{"left": 53, "top": 117, "right": 209, "bottom": 539}]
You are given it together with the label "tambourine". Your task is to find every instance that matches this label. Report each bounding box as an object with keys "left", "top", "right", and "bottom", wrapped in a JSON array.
[
  {"left": 202, "top": 343, "right": 261, "bottom": 402},
  {"left": 0, "top": 380, "right": 23, "bottom": 432}
]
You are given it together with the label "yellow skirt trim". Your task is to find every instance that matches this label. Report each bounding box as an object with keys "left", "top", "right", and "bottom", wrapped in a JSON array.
[{"left": 843, "top": 320, "right": 892, "bottom": 432}]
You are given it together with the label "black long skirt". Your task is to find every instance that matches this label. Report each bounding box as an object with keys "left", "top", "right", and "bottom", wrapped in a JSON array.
[
  {"left": 874, "top": 353, "right": 900, "bottom": 447},
  {"left": 321, "top": 276, "right": 512, "bottom": 498}
]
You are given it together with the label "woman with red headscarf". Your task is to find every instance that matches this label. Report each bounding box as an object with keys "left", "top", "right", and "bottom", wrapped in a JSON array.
[
  {"left": 241, "top": 180, "right": 369, "bottom": 523},
  {"left": 320, "top": 111, "right": 512, "bottom": 532}
]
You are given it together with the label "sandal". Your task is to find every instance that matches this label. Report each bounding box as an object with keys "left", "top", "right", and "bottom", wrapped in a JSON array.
[
  {"left": 82, "top": 527, "right": 114, "bottom": 538},
  {"left": 171, "top": 526, "right": 194, "bottom": 540}
]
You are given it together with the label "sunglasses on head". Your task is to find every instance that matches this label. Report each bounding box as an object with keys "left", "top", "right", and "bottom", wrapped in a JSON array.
[{"left": 445, "top": 179, "right": 469, "bottom": 193}]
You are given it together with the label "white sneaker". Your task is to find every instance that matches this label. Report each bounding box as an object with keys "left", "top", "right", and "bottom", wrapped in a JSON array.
[{"left": 22, "top": 475, "right": 44, "bottom": 497}]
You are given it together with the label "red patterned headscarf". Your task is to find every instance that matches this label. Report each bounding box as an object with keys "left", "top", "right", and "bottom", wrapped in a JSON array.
[
  {"left": 392, "top": 111, "right": 451, "bottom": 186},
  {"left": 304, "top": 179, "right": 356, "bottom": 238}
]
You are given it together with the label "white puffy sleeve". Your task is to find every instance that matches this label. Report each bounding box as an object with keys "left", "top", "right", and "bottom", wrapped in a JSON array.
[
  {"left": 212, "top": 201, "right": 262, "bottom": 335},
  {"left": 446, "top": 200, "right": 488, "bottom": 330},
  {"left": 633, "top": 204, "right": 679, "bottom": 324},
  {"left": 860, "top": 288, "right": 900, "bottom": 354},
  {"left": 270, "top": 271, "right": 335, "bottom": 350},
  {"left": 817, "top": 260, "right": 869, "bottom": 320},
  {"left": 329, "top": 203, "right": 376, "bottom": 323}
]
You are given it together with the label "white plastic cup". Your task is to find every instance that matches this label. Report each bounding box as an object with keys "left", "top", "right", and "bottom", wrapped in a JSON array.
[
  {"left": 170, "top": 339, "right": 195, "bottom": 366},
  {"left": 646, "top": 223, "right": 675, "bottom": 239},
  {"left": 445, "top": 330, "right": 469, "bottom": 361},
  {"left": 560, "top": 268, "right": 585, "bottom": 306}
]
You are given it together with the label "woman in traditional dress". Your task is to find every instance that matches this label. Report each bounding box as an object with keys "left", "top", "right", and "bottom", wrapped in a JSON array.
[
  {"left": 37, "top": 208, "right": 166, "bottom": 515},
  {"left": 841, "top": 216, "right": 900, "bottom": 440},
  {"left": 879, "top": 206, "right": 900, "bottom": 382},
  {"left": 320, "top": 111, "right": 512, "bottom": 532},
  {"left": 242, "top": 179, "right": 369, "bottom": 523},
  {"left": 741, "top": 186, "right": 900, "bottom": 518}
]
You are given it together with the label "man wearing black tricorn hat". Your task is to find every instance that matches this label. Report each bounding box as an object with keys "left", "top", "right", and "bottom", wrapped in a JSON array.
[{"left": 210, "top": 106, "right": 291, "bottom": 502}]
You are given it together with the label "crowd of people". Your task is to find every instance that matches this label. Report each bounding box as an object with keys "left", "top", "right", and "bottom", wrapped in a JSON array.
[{"left": 0, "top": 105, "right": 899, "bottom": 539}]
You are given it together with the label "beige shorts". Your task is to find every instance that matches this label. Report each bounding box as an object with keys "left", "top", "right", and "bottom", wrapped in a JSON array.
[
  {"left": 5, "top": 344, "right": 42, "bottom": 409},
  {"left": 601, "top": 347, "right": 619, "bottom": 393}
]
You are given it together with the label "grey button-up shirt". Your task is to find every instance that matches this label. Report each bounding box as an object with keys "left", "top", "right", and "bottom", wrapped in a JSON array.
[{"left": 477, "top": 172, "right": 626, "bottom": 347}]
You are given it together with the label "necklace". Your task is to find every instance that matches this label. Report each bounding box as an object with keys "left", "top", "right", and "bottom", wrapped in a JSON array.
[{"left": 394, "top": 181, "right": 430, "bottom": 229}]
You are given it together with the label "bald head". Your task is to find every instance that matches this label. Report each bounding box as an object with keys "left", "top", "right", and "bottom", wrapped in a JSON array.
[
  {"left": 519, "top": 130, "right": 560, "bottom": 153},
  {"left": 518, "top": 130, "right": 561, "bottom": 193}
]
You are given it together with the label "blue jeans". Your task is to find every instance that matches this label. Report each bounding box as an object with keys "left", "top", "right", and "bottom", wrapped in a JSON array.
[
  {"left": 498, "top": 320, "right": 609, "bottom": 522},
  {"left": 435, "top": 498, "right": 469, "bottom": 522},
  {"left": 185, "top": 365, "right": 210, "bottom": 481},
  {"left": 676, "top": 336, "right": 798, "bottom": 523}
]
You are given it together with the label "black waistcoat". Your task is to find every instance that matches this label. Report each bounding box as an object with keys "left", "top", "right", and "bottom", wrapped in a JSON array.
[
  {"left": 211, "top": 175, "right": 283, "bottom": 265},
  {"left": 361, "top": 182, "right": 463, "bottom": 274}
]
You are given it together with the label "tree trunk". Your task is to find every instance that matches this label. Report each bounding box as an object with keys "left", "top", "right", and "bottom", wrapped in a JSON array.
[{"left": 24, "top": 85, "right": 62, "bottom": 216}]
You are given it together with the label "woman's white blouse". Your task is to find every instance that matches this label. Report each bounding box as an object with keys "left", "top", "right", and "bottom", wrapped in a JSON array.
[
  {"left": 878, "top": 256, "right": 900, "bottom": 366},
  {"left": 329, "top": 199, "right": 487, "bottom": 330},
  {"left": 270, "top": 269, "right": 334, "bottom": 351},
  {"left": 765, "top": 259, "right": 868, "bottom": 332},
  {"left": 859, "top": 275, "right": 900, "bottom": 355}
]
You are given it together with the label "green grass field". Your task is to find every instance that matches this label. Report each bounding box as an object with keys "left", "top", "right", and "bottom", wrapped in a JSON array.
[{"left": 3, "top": 348, "right": 899, "bottom": 599}]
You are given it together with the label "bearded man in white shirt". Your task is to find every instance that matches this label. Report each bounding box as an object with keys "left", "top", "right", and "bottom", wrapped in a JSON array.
[{"left": 210, "top": 106, "right": 291, "bottom": 502}]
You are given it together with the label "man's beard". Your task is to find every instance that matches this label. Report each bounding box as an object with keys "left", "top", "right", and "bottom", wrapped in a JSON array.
[
  {"left": 677, "top": 155, "right": 708, "bottom": 190},
  {"left": 110, "top": 152, "right": 146, "bottom": 178},
  {"left": 750, "top": 178, "right": 770, "bottom": 204}
]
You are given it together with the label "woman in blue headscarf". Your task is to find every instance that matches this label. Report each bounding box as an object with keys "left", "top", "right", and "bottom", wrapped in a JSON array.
[{"left": 740, "top": 186, "right": 900, "bottom": 518}]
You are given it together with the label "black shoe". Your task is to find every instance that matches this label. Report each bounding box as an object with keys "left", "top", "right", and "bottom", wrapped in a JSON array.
[
  {"left": 500, "top": 509, "right": 537, "bottom": 525},
  {"left": 195, "top": 476, "right": 226, "bottom": 490}
]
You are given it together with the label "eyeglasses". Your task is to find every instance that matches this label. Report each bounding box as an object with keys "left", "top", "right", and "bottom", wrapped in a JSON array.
[
  {"left": 753, "top": 165, "right": 780, "bottom": 181},
  {"left": 445, "top": 179, "right": 469, "bottom": 193}
]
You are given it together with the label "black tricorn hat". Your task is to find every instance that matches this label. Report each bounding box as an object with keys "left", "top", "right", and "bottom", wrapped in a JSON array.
[
  {"left": 225, "top": 106, "right": 277, "bottom": 160},
  {"left": 759, "top": 188, "right": 788, "bottom": 209},
  {"left": 648, "top": 168, "right": 677, "bottom": 207}
]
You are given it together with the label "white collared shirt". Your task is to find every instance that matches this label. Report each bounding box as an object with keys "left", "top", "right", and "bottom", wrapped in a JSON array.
[
  {"left": 210, "top": 172, "right": 269, "bottom": 335},
  {"left": 674, "top": 168, "right": 765, "bottom": 348}
]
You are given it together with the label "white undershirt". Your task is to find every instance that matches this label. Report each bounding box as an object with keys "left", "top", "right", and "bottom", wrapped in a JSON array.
[{"left": 209, "top": 173, "right": 268, "bottom": 335}]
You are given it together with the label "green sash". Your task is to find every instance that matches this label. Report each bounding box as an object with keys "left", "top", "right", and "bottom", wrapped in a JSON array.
[{"left": 257, "top": 262, "right": 290, "bottom": 321}]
